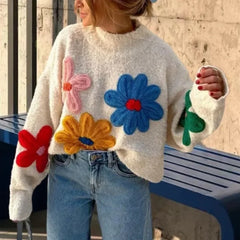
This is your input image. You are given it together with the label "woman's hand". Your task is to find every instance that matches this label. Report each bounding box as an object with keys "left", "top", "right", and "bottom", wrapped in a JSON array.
[{"left": 195, "top": 67, "right": 224, "bottom": 99}]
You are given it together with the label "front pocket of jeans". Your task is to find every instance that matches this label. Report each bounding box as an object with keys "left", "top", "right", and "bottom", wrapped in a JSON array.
[
  {"left": 52, "top": 154, "right": 71, "bottom": 167},
  {"left": 113, "top": 160, "right": 136, "bottom": 178}
]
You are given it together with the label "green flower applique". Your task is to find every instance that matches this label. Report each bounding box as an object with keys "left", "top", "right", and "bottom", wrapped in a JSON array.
[{"left": 179, "top": 90, "right": 206, "bottom": 146}]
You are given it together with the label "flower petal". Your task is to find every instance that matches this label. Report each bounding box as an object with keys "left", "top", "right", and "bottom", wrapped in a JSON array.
[
  {"left": 79, "top": 113, "right": 94, "bottom": 137},
  {"left": 54, "top": 131, "right": 76, "bottom": 144},
  {"left": 123, "top": 111, "right": 138, "bottom": 135},
  {"left": 63, "top": 57, "right": 74, "bottom": 82},
  {"left": 183, "top": 128, "right": 191, "bottom": 146},
  {"left": 16, "top": 150, "right": 36, "bottom": 168},
  {"left": 66, "top": 90, "right": 82, "bottom": 113},
  {"left": 117, "top": 74, "right": 133, "bottom": 99},
  {"left": 104, "top": 90, "right": 126, "bottom": 108},
  {"left": 36, "top": 154, "right": 48, "bottom": 173},
  {"left": 37, "top": 126, "right": 53, "bottom": 146},
  {"left": 185, "top": 112, "right": 206, "bottom": 133},
  {"left": 110, "top": 107, "right": 129, "bottom": 127},
  {"left": 142, "top": 102, "right": 164, "bottom": 120},
  {"left": 70, "top": 74, "right": 91, "bottom": 90},
  {"left": 141, "top": 85, "right": 160, "bottom": 101},
  {"left": 185, "top": 90, "right": 192, "bottom": 110},
  {"left": 18, "top": 130, "right": 38, "bottom": 151},
  {"left": 137, "top": 110, "right": 149, "bottom": 132},
  {"left": 179, "top": 109, "right": 186, "bottom": 127},
  {"left": 62, "top": 115, "right": 80, "bottom": 137},
  {"left": 64, "top": 142, "right": 82, "bottom": 154},
  {"left": 90, "top": 120, "right": 112, "bottom": 139},
  {"left": 131, "top": 74, "right": 148, "bottom": 99},
  {"left": 94, "top": 136, "right": 116, "bottom": 150}
]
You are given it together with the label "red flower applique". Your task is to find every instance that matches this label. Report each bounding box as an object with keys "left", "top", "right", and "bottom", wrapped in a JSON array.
[{"left": 16, "top": 126, "right": 53, "bottom": 173}]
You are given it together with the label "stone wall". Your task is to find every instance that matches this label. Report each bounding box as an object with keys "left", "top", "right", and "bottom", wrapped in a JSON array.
[{"left": 140, "top": 0, "right": 240, "bottom": 156}]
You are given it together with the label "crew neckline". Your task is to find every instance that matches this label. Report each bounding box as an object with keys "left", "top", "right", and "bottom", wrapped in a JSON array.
[{"left": 82, "top": 20, "right": 155, "bottom": 53}]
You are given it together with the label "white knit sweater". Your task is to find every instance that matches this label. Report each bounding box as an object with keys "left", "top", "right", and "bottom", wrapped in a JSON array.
[{"left": 9, "top": 20, "right": 228, "bottom": 221}]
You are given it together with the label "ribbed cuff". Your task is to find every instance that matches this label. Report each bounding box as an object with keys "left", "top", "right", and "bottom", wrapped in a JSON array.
[{"left": 9, "top": 189, "right": 33, "bottom": 221}]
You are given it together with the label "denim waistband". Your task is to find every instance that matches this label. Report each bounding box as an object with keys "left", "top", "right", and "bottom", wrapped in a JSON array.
[{"left": 74, "top": 151, "right": 119, "bottom": 168}]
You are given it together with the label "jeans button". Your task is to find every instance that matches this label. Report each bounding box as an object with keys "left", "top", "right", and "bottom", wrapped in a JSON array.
[{"left": 91, "top": 154, "right": 98, "bottom": 161}]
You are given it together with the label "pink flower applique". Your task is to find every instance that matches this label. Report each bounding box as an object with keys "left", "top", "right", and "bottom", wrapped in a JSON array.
[
  {"left": 16, "top": 126, "right": 53, "bottom": 173},
  {"left": 62, "top": 56, "right": 91, "bottom": 113}
]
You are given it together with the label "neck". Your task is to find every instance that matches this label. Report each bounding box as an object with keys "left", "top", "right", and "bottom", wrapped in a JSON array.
[
  {"left": 83, "top": 20, "right": 153, "bottom": 54},
  {"left": 98, "top": 17, "right": 135, "bottom": 34}
]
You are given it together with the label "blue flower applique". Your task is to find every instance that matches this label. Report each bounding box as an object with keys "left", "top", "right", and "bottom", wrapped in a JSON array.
[{"left": 104, "top": 74, "right": 164, "bottom": 135}]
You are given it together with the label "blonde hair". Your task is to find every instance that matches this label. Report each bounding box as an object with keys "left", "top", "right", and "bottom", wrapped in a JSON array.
[{"left": 74, "top": 0, "right": 153, "bottom": 26}]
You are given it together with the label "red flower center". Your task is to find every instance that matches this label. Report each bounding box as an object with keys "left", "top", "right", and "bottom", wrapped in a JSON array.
[
  {"left": 126, "top": 99, "right": 142, "bottom": 112},
  {"left": 63, "top": 82, "right": 72, "bottom": 91},
  {"left": 36, "top": 146, "right": 46, "bottom": 156}
]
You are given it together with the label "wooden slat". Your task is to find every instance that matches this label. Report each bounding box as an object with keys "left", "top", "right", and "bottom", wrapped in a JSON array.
[
  {"left": 162, "top": 176, "right": 212, "bottom": 195},
  {"left": 164, "top": 161, "right": 240, "bottom": 189},
  {"left": 0, "top": 120, "right": 22, "bottom": 132},
  {"left": 191, "top": 147, "right": 240, "bottom": 162},
  {"left": 165, "top": 155, "right": 240, "bottom": 182},
  {"left": 2, "top": 117, "right": 25, "bottom": 126},
  {"left": 0, "top": 114, "right": 26, "bottom": 136},
  {"left": 163, "top": 169, "right": 227, "bottom": 193},
  {"left": 166, "top": 149, "right": 240, "bottom": 169}
]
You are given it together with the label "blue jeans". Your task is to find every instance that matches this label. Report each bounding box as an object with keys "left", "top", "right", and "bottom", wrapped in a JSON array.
[{"left": 47, "top": 151, "right": 153, "bottom": 240}]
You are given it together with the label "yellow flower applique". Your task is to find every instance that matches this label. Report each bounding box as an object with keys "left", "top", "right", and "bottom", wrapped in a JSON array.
[{"left": 55, "top": 113, "right": 116, "bottom": 154}]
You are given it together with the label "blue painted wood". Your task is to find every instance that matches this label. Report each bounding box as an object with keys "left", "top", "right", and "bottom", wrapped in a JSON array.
[
  {"left": 0, "top": 113, "right": 47, "bottom": 219},
  {"left": 150, "top": 145, "right": 240, "bottom": 240},
  {"left": 0, "top": 114, "right": 26, "bottom": 145},
  {"left": 1, "top": 114, "right": 240, "bottom": 239}
]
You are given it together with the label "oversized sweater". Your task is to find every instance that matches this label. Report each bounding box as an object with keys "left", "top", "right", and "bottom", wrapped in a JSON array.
[{"left": 9, "top": 20, "right": 228, "bottom": 221}]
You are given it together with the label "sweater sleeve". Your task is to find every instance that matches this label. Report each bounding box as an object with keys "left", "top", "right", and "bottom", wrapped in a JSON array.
[
  {"left": 9, "top": 30, "right": 65, "bottom": 221},
  {"left": 165, "top": 48, "right": 229, "bottom": 152}
]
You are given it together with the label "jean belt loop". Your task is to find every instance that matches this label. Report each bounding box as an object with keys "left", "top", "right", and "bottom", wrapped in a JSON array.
[
  {"left": 107, "top": 151, "right": 114, "bottom": 168},
  {"left": 88, "top": 152, "right": 93, "bottom": 165}
]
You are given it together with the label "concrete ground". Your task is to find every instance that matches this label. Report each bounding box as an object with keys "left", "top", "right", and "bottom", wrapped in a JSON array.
[
  {"left": 0, "top": 193, "right": 220, "bottom": 240},
  {"left": 0, "top": 209, "right": 102, "bottom": 240},
  {"left": 0, "top": 209, "right": 164, "bottom": 240}
]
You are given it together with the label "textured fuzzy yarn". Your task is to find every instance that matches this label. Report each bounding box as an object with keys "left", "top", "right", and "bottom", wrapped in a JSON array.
[
  {"left": 54, "top": 113, "right": 116, "bottom": 154},
  {"left": 9, "top": 20, "right": 229, "bottom": 221},
  {"left": 180, "top": 91, "right": 206, "bottom": 146},
  {"left": 62, "top": 56, "right": 91, "bottom": 113},
  {"left": 16, "top": 126, "right": 52, "bottom": 173},
  {"left": 104, "top": 74, "right": 164, "bottom": 135}
]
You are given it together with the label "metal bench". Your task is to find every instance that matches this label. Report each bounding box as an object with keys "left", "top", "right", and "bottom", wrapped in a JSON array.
[
  {"left": 0, "top": 114, "right": 27, "bottom": 146},
  {"left": 0, "top": 113, "right": 47, "bottom": 220},
  {"left": 1, "top": 114, "right": 240, "bottom": 239},
  {"left": 150, "top": 145, "right": 240, "bottom": 240}
]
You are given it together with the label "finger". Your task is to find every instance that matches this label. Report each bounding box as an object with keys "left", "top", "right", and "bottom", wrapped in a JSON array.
[
  {"left": 196, "top": 75, "right": 222, "bottom": 85},
  {"left": 197, "top": 67, "right": 219, "bottom": 78},
  {"left": 209, "top": 91, "right": 223, "bottom": 99},
  {"left": 198, "top": 83, "right": 223, "bottom": 91}
]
